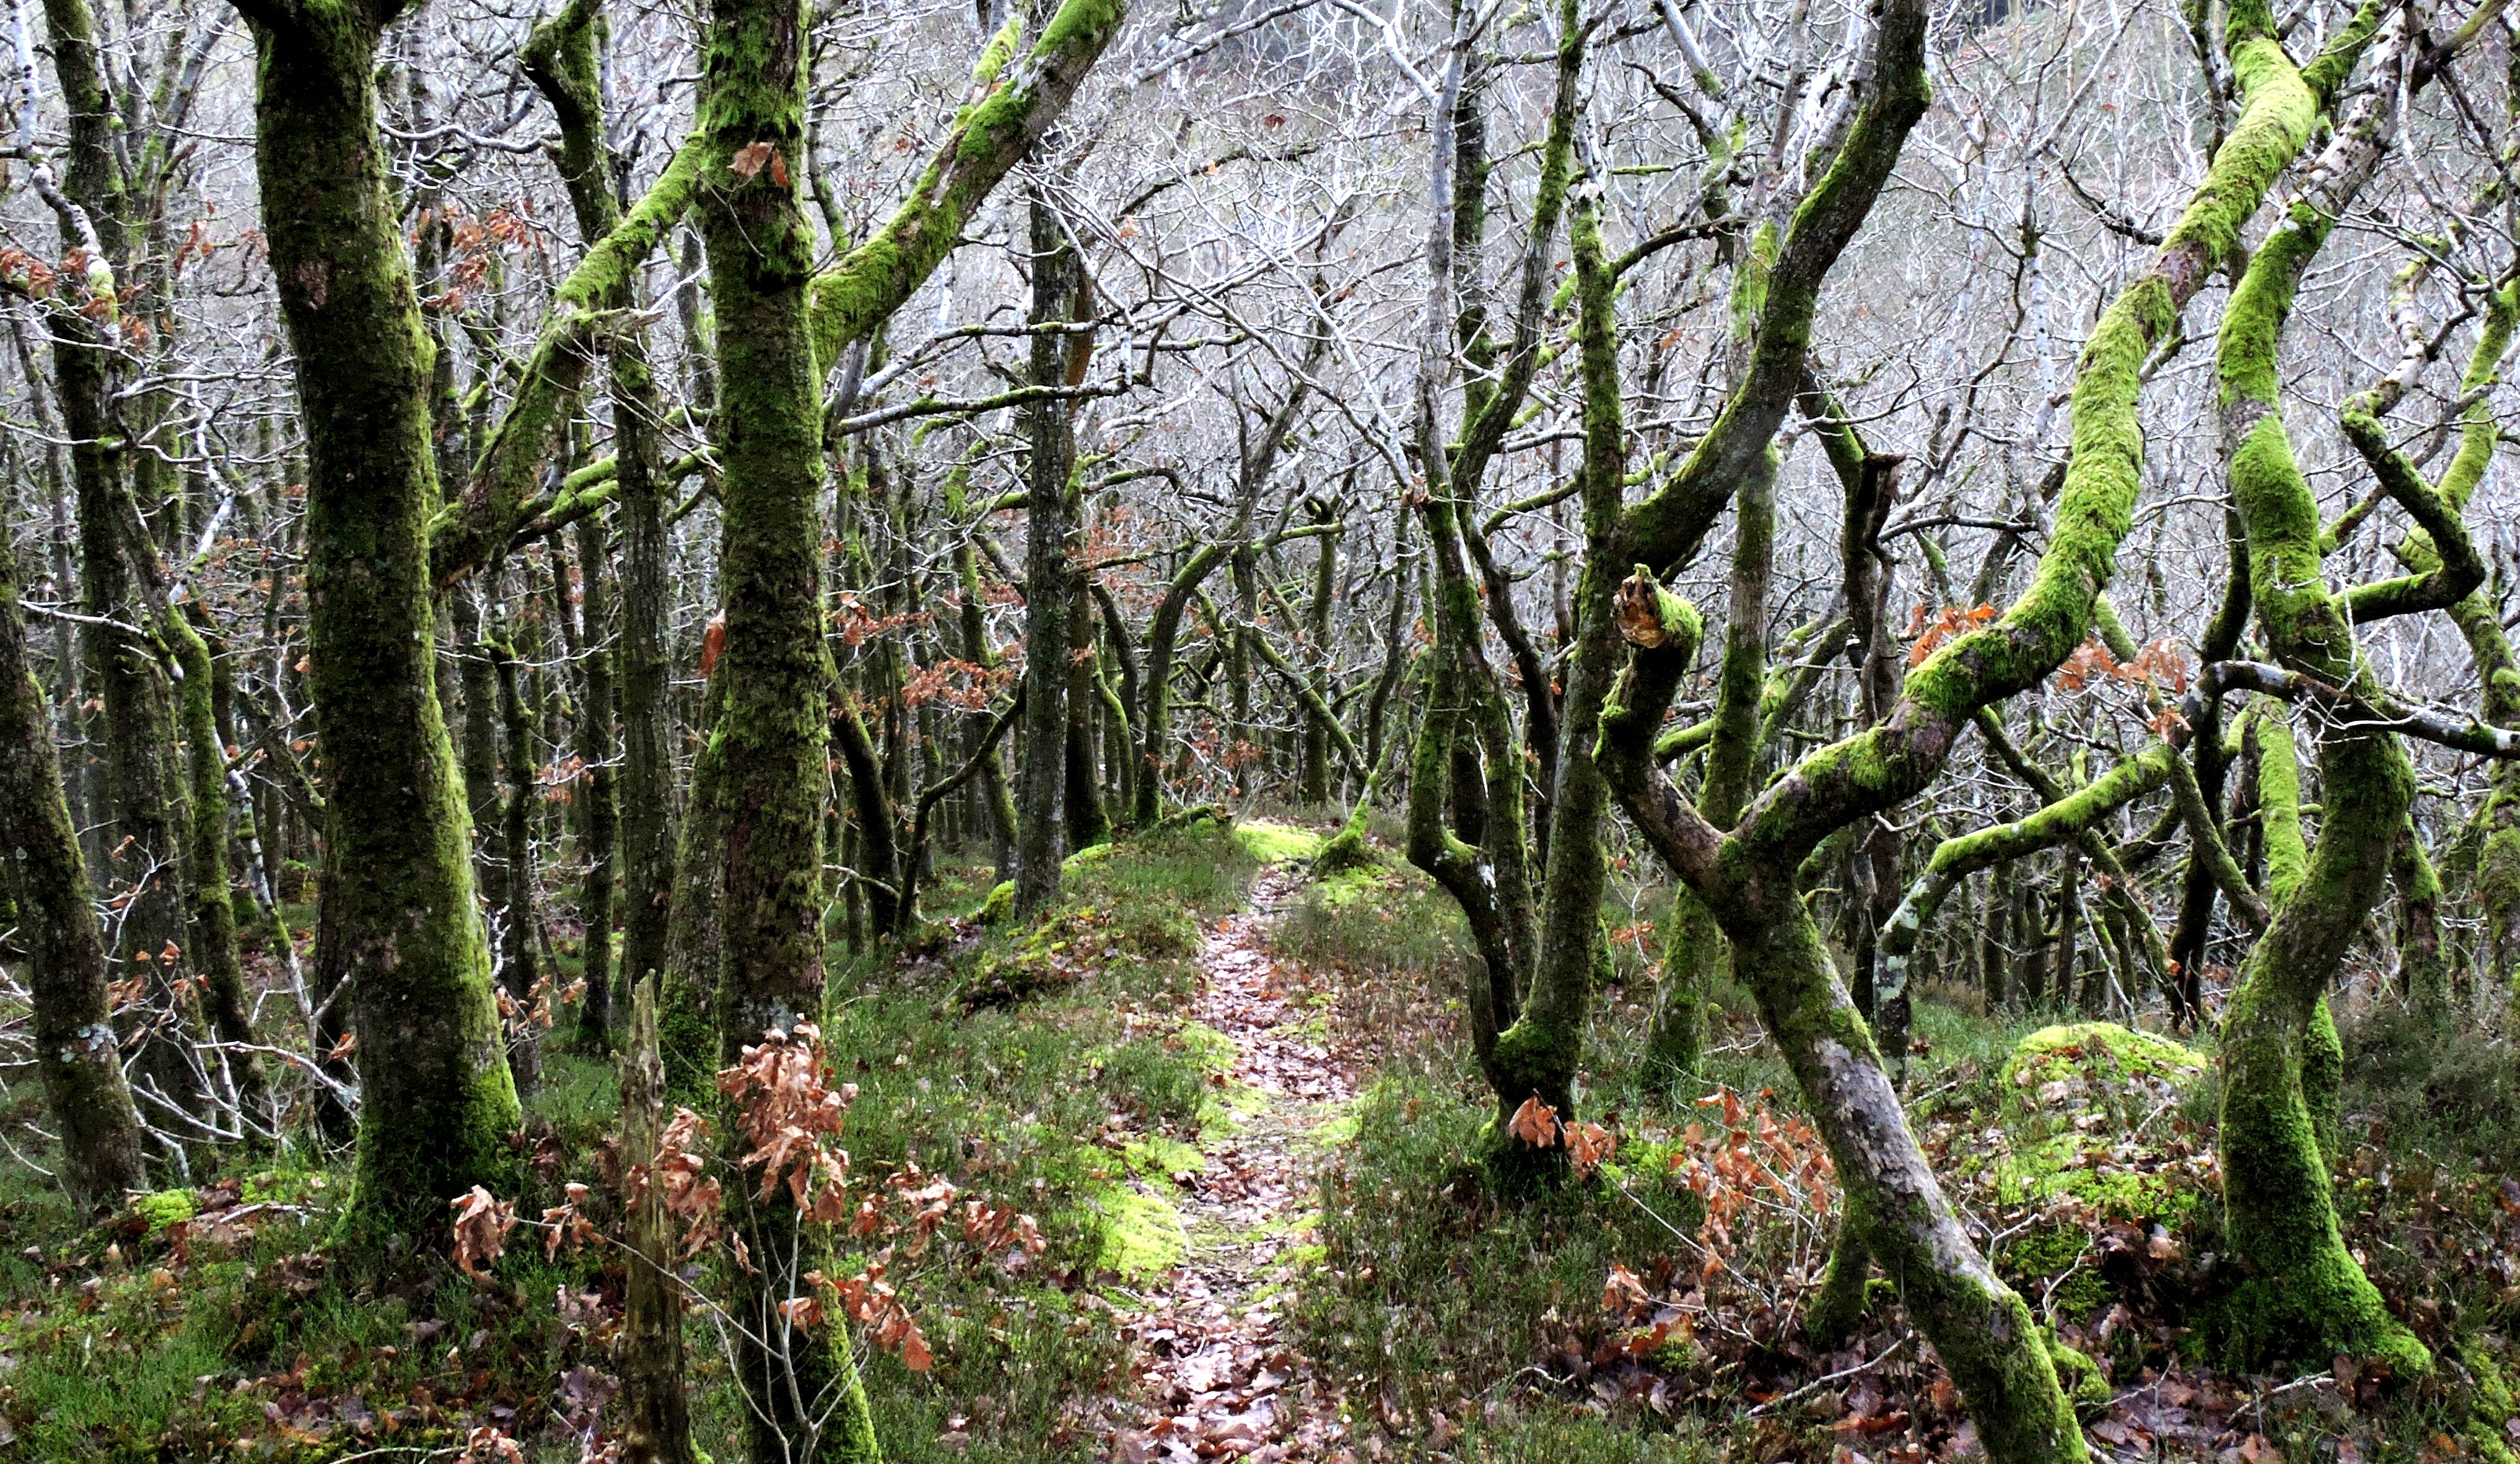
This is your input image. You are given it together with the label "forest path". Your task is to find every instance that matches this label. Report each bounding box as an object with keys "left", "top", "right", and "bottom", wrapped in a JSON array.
[{"left": 1110, "top": 857, "right": 1358, "bottom": 1463}]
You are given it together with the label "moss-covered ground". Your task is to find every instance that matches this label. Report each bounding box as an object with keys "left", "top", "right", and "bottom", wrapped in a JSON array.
[
  {"left": 0, "top": 818, "right": 1271, "bottom": 1462},
  {"left": 1267, "top": 842, "right": 2520, "bottom": 1463},
  {"left": 1, "top": 817, "right": 2514, "bottom": 1462}
]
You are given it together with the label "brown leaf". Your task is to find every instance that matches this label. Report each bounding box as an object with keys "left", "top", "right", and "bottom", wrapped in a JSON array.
[
  {"left": 1601, "top": 1262, "right": 1650, "bottom": 1312},
  {"left": 729, "top": 141, "right": 777, "bottom": 180},
  {"left": 448, "top": 1186, "right": 516, "bottom": 1280},
  {"left": 1507, "top": 1096, "right": 1560, "bottom": 1148},
  {"left": 699, "top": 611, "right": 727, "bottom": 676}
]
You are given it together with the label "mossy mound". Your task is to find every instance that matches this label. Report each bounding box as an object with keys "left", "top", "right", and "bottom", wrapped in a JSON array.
[
  {"left": 1233, "top": 819, "right": 1324, "bottom": 865},
  {"left": 1991, "top": 1024, "right": 2219, "bottom": 1325},
  {"left": 2000, "top": 1022, "right": 2207, "bottom": 1122},
  {"left": 955, "top": 895, "right": 1201, "bottom": 1010},
  {"left": 128, "top": 1189, "right": 199, "bottom": 1234},
  {"left": 1310, "top": 865, "right": 1390, "bottom": 908},
  {"left": 1121, "top": 1135, "right": 1204, "bottom": 1182},
  {"left": 1995, "top": 1022, "right": 2210, "bottom": 1223},
  {"left": 976, "top": 879, "right": 1015, "bottom": 926}
]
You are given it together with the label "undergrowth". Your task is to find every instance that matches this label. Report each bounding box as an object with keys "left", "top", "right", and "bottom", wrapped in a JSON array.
[{"left": 0, "top": 821, "right": 1266, "bottom": 1462}]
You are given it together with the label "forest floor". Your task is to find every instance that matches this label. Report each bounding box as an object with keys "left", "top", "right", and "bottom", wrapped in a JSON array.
[
  {"left": 2, "top": 816, "right": 2518, "bottom": 1463},
  {"left": 1108, "top": 864, "right": 1360, "bottom": 1463}
]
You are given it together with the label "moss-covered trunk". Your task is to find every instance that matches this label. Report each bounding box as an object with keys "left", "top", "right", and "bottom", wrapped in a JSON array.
[
  {"left": 1013, "top": 184, "right": 1075, "bottom": 915},
  {"left": 0, "top": 512, "right": 147, "bottom": 1211},
  {"left": 1738, "top": 899, "right": 2089, "bottom": 1458},
  {"left": 168, "top": 608, "right": 273, "bottom": 1141},
  {"left": 660, "top": 665, "right": 730, "bottom": 1100},
  {"left": 1298, "top": 512, "right": 1339, "bottom": 804},
  {"left": 1062, "top": 570, "right": 1110, "bottom": 848},
  {"left": 1647, "top": 450, "right": 1773, "bottom": 1094},
  {"left": 2208, "top": 29, "right": 2434, "bottom": 1364},
  {"left": 691, "top": 0, "right": 878, "bottom": 1449},
  {"left": 572, "top": 514, "right": 620, "bottom": 1048},
  {"left": 492, "top": 640, "right": 543, "bottom": 1096},
  {"left": 40, "top": 0, "right": 206, "bottom": 1154},
  {"left": 523, "top": 0, "right": 641, "bottom": 1050},
  {"left": 234, "top": 0, "right": 521, "bottom": 1249},
  {"left": 1481, "top": 179, "right": 1624, "bottom": 1159},
  {"left": 955, "top": 540, "right": 1019, "bottom": 877},
  {"left": 613, "top": 976, "right": 698, "bottom": 1464}
]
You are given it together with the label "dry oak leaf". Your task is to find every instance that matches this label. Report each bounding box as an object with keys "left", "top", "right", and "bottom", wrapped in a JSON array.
[
  {"left": 1507, "top": 1095, "right": 1561, "bottom": 1148},
  {"left": 1602, "top": 1262, "right": 1652, "bottom": 1312},
  {"left": 448, "top": 1185, "right": 517, "bottom": 1280}
]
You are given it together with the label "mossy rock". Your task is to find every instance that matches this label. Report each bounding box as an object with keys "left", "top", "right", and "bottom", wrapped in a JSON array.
[
  {"left": 976, "top": 879, "right": 1016, "bottom": 925},
  {"left": 2000, "top": 1022, "right": 2207, "bottom": 1126},
  {"left": 1995, "top": 1022, "right": 2210, "bottom": 1224}
]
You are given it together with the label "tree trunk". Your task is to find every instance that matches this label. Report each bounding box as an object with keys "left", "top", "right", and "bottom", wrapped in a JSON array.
[
  {"left": 1063, "top": 571, "right": 1109, "bottom": 850},
  {"left": 573, "top": 514, "right": 620, "bottom": 1048},
  {"left": 232, "top": 0, "right": 522, "bottom": 1250},
  {"left": 168, "top": 608, "right": 273, "bottom": 1142},
  {"left": 1013, "top": 184, "right": 1076, "bottom": 917},
  {"left": 523, "top": 0, "right": 649, "bottom": 1050},
  {"left": 46, "top": 162, "right": 205, "bottom": 1163},
  {"left": 614, "top": 975, "right": 698, "bottom": 1464},
  {"left": 494, "top": 640, "right": 544, "bottom": 1097},
  {"left": 691, "top": 0, "right": 878, "bottom": 1450},
  {"left": 0, "top": 511, "right": 147, "bottom": 1212}
]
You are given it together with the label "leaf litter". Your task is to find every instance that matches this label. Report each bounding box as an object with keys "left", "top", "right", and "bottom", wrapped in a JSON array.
[{"left": 1109, "top": 866, "right": 1362, "bottom": 1463}]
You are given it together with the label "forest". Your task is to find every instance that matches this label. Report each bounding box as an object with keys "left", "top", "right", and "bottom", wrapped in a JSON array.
[{"left": 1, "top": 0, "right": 2519, "bottom": 1457}]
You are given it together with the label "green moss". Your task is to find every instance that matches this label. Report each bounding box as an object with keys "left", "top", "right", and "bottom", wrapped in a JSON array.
[
  {"left": 1172, "top": 1021, "right": 1238, "bottom": 1077},
  {"left": 1311, "top": 865, "right": 1391, "bottom": 907},
  {"left": 1121, "top": 1135, "right": 1204, "bottom": 1180},
  {"left": 1085, "top": 1183, "right": 1186, "bottom": 1278},
  {"left": 2044, "top": 1330, "right": 2112, "bottom": 1418},
  {"left": 2001, "top": 1022, "right": 2207, "bottom": 1109},
  {"left": 1235, "top": 819, "right": 1325, "bottom": 865},
  {"left": 129, "top": 1188, "right": 198, "bottom": 1233},
  {"left": 1995, "top": 1024, "right": 2209, "bottom": 1226},
  {"left": 2457, "top": 1335, "right": 2519, "bottom": 1464},
  {"left": 2165, "top": 38, "right": 2314, "bottom": 269}
]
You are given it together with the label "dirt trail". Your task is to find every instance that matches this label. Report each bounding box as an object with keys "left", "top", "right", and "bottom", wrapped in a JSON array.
[{"left": 1111, "top": 864, "right": 1357, "bottom": 1463}]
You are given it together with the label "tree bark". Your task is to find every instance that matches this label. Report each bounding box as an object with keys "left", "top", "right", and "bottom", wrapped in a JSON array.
[
  {"left": 1014, "top": 184, "right": 1077, "bottom": 917},
  {"left": 0, "top": 505, "right": 147, "bottom": 1212},
  {"left": 230, "top": 0, "right": 522, "bottom": 1250}
]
